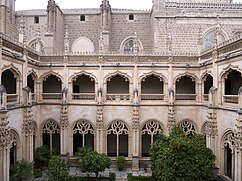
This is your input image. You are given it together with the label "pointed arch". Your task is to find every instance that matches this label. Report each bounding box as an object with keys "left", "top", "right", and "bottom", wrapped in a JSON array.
[
  {"left": 201, "top": 70, "right": 213, "bottom": 82},
  {"left": 174, "top": 72, "right": 198, "bottom": 83},
  {"left": 39, "top": 71, "right": 63, "bottom": 83},
  {"left": 27, "top": 70, "right": 38, "bottom": 81},
  {"left": 9, "top": 129, "right": 20, "bottom": 164},
  {"left": 69, "top": 71, "right": 97, "bottom": 84},
  {"left": 219, "top": 64, "right": 242, "bottom": 80},
  {"left": 107, "top": 120, "right": 129, "bottom": 157},
  {"left": 141, "top": 119, "right": 163, "bottom": 157},
  {"left": 178, "top": 119, "right": 197, "bottom": 136},
  {"left": 41, "top": 119, "right": 60, "bottom": 154},
  {"left": 120, "top": 36, "right": 143, "bottom": 54},
  {"left": 104, "top": 71, "right": 132, "bottom": 84},
  {"left": 1, "top": 64, "right": 21, "bottom": 81},
  {"left": 202, "top": 27, "right": 227, "bottom": 50},
  {"left": 139, "top": 71, "right": 167, "bottom": 84},
  {"left": 72, "top": 119, "right": 95, "bottom": 153}
]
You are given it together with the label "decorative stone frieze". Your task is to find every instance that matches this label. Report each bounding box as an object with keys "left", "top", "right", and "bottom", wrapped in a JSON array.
[{"left": 132, "top": 106, "right": 139, "bottom": 132}]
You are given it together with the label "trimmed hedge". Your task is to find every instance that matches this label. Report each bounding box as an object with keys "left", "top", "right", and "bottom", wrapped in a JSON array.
[{"left": 127, "top": 175, "right": 155, "bottom": 181}]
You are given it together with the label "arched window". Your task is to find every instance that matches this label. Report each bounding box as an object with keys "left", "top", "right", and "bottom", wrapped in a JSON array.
[
  {"left": 1, "top": 69, "right": 16, "bottom": 94},
  {"left": 141, "top": 75, "right": 164, "bottom": 100},
  {"left": 176, "top": 75, "right": 196, "bottom": 100},
  {"left": 121, "top": 38, "right": 142, "bottom": 54},
  {"left": 42, "top": 120, "right": 60, "bottom": 154},
  {"left": 42, "top": 75, "right": 62, "bottom": 99},
  {"left": 10, "top": 130, "right": 19, "bottom": 165},
  {"left": 141, "top": 121, "right": 162, "bottom": 157},
  {"left": 106, "top": 75, "right": 130, "bottom": 101},
  {"left": 179, "top": 120, "right": 196, "bottom": 136},
  {"left": 73, "top": 120, "right": 94, "bottom": 155},
  {"left": 1, "top": 69, "right": 18, "bottom": 105},
  {"left": 107, "top": 121, "right": 129, "bottom": 157},
  {"left": 72, "top": 75, "right": 95, "bottom": 100},
  {"left": 223, "top": 131, "right": 235, "bottom": 179},
  {"left": 203, "top": 29, "right": 225, "bottom": 50},
  {"left": 129, "top": 14, "right": 134, "bottom": 20}
]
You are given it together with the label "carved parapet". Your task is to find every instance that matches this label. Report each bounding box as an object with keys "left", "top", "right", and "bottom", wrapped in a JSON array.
[
  {"left": 22, "top": 107, "right": 35, "bottom": 136},
  {"left": 60, "top": 104, "right": 68, "bottom": 129}
]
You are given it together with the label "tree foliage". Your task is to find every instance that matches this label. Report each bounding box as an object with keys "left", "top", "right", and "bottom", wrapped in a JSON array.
[
  {"left": 150, "top": 126, "right": 216, "bottom": 181},
  {"left": 34, "top": 145, "right": 51, "bottom": 168},
  {"left": 79, "top": 150, "right": 111, "bottom": 178},
  {"left": 10, "top": 160, "right": 33, "bottom": 181},
  {"left": 47, "top": 156, "right": 71, "bottom": 181}
]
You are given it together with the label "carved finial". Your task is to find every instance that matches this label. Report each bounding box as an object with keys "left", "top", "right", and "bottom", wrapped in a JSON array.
[
  {"left": 19, "top": 15, "right": 26, "bottom": 44},
  {"left": 99, "top": 31, "right": 104, "bottom": 54},
  {"left": 64, "top": 26, "right": 69, "bottom": 54},
  {"left": 133, "top": 32, "right": 138, "bottom": 55}
]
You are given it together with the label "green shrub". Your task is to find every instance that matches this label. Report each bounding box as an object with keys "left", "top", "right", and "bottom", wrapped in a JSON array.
[
  {"left": 116, "top": 156, "right": 125, "bottom": 171},
  {"left": 109, "top": 172, "right": 116, "bottom": 181},
  {"left": 10, "top": 160, "right": 33, "bottom": 181},
  {"left": 47, "top": 156, "right": 71, "bottom": 181}
]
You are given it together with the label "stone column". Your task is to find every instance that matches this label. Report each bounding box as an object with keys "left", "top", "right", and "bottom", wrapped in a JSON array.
[
  {"left": 0, "top": 6, "right": 6, "bottom": 33},
  {"left": 22, "top": 106, "right": 35, "bottom": 162},
  {"left": 0, "top": 35, "right": 3, "bottom": 85},
  {"left": 234, "top": 94, "right": 242, "bottom": 181},
  {"left": 96, "top": 105, "right": 104, "bottom": 153},
  {"left": 60, "top": 103, "right": 69, "bottom": 156},
  {"left": 132, "top": 104, "right": 140, "bottom": 171},
  {"left": 0, "top": 110, "right": 11, "bottom": 181}
]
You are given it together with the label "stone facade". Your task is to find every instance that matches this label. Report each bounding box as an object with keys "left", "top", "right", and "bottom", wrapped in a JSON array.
[{"left": 0, "top": 0, "right": 242, "bottom": 181}]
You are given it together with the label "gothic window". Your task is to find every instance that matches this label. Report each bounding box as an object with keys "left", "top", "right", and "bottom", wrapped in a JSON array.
[
  {"left": 203, "top": 30, "right": 225, "bottom": 50},
  {"left": 122, "top": 39, "right": 140, "bottom": 54},
  {"left": 129, "top": 14, "right": 134, "bottom": 20},
  {"left": 107, "top": 121, "right": 129, "bottom": 157},
  {"left": 223, "top": 132, "right": 235, "bottom": 179},
  {"left": 29, "top": 40, "right": 38, "bottom": 50},
  {"left": 42, "top": 120, "right": 60, "bottom": 154},
  {"left": 10, "top": 130, "right": 19, "bottom": 165},
  {"left": 73, "top": 120, "right": 94, "bottom": 155},
  {"left": 141, "top": 121, "right": 162, "bottom": 157},
  {"left": 179, "top": 120, "right": 196, "bottom": 136}
]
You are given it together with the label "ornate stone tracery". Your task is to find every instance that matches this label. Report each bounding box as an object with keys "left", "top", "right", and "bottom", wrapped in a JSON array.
[
  {"left": 141, "top": 120, "right": 162, "bottom": 137},
  {"left": 22, "top": 107, "right": 35, "bottom": 136},
  {"left": 179, "top": 120, "right": 196, "bottom": 136},
  {"left": 107, "top": 121, "right": 129, "bottom": 135},
  {"left": 42, "top": 120, "right": 60, "bottom": 134},
  {"left": 73, "top": 120, "right": 94, "bottom": 135},
  {"left": 223, "top": 131, "right": 235, "bottom": 151}
]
